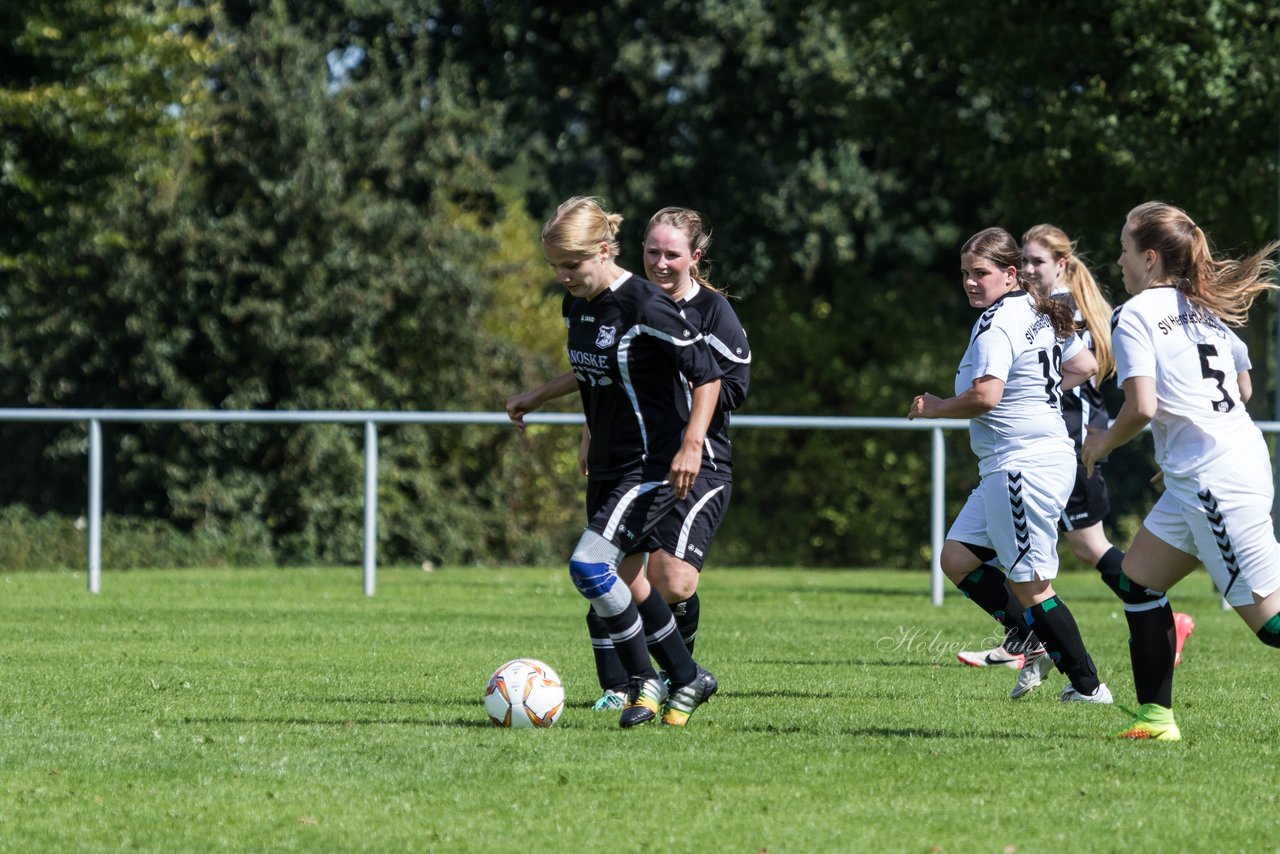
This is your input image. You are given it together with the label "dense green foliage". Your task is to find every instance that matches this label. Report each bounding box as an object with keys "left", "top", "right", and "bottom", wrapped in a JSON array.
[
  {"left": 2, "top": 1, "right": 1278, "bottom": 566},
  {"left": 1, "top": 566, "right": 1276, "bottom": 849}
]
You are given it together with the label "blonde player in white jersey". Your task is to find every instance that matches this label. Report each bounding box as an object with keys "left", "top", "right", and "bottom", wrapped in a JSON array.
[
  {"left": 910, "top": 227, "right": 1112, "bottom": 704},
  {"left": 1083, "top": 201, "right": 1280, "bottom": 741}
]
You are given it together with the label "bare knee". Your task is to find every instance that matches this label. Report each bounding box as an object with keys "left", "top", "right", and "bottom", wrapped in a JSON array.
[
  {"left": 940, "top": 541, "right": 983, "bottom": 584},
  {"left": 647, "top": 552, "right": 700, "bottom": 602},
  {"left": 1009, "top": 579, "right": 1054, "bottom": 608},
  {"left": 1063, "top": 524, "right": 1110, "bottom": 566},
  {"left": 1066, "top": 537, "right": 1100, "bottom": 566}
]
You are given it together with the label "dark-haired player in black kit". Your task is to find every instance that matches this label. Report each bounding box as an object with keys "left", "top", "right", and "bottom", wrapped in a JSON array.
[
  {"left": 507, "top": 197, "right": 723, "bottom": 729},
  {"left": 576, "top": 207, "right": 751, "bottom": 711},
  {"left": 509, "top": 206, "right": 751, "bottom": 717}
]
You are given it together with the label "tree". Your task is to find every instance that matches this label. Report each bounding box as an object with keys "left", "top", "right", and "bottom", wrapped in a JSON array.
[
  {"left": 1, "top": 2, "right": 581, "bottom": 565},
  {"left": 428, "top": 0, "right": 1280, "bottom": 565}
]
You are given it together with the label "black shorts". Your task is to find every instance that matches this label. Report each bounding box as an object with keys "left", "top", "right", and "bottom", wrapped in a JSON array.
[
  {"left": 585, "top": 470, "right": 681, "bottom": 553},
  {"left": 640, "top": 477, "right": 732, "bottom": 571},
  {"left": 586, "top": 472, "right": 732, "bottom": 570},
  {"left": 1060, "top": 462, "right": 1110, "bottom": 531}
]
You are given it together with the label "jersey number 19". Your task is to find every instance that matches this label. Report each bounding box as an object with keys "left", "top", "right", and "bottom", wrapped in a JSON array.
[{"left": 1037, "top": 344, "right": 1063, "bottom": 406}]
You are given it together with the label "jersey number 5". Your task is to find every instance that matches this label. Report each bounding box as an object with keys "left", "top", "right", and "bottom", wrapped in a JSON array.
[
  {"left": 1037, "top": 344, "right": 1063, "bottom": 406},
  {"left": 1197, "top": 344, "right": 1236, "bottom": 413}
]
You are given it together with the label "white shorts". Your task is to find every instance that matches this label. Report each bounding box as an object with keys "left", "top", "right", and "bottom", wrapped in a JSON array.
[
  {"left": 1144, "top": 467, "right": 1280, "bottom": 607},
  {"left": 947, "top": 458, "right": 1075, "bottom": 583}
]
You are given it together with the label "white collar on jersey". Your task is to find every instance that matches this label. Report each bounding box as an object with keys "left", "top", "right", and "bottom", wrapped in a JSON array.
[
  {"left": 681, "top": 282, "right": 701, "bottom": 303},
  {"left": 606, "top": 270, "right": 631, "bottom": 292}
]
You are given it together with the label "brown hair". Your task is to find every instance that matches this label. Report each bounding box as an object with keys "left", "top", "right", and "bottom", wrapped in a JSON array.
[
  {"left": 1022, "top": 224, "right": 1115, "bottom": 380},
  {"left": 540, "top": 196, "right": 623, "bottom": 259},
  {"left": 645, "top": 206, "right": 723, "bottom": 293},
  {"left": 962, "top": 227, "right": 1075, "bottom": 338},
  {"left": 1126, "top": 201, "right": 1279, "bottom": 326}
]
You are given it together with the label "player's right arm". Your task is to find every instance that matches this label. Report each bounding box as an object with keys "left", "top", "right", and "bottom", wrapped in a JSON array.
[
  {"left": 506, "top": 371, "right": 578, "bottom": 432},
  {"left": 1059, "top": 345, "right": 1097, "bottom": 394},
  {"left": 909, "top": 376, "right": 1004, "bottom": 420},
  {"left": 1238, "top": 370, "right": 1253, "bottom": 404},
  {"left": 578, "top": 425, "right": 590, "bottom": 476},
  {"left": 1082, "top": 375, "right": 1156, "bottom": 476},
  {"left": 704, "top": 298, "right": 751, "bottom": 412}
]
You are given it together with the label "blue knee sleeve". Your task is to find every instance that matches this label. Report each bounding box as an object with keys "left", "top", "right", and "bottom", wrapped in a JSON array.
[{"left": 569, "top": 559, "right": 617, "bottom": 599}]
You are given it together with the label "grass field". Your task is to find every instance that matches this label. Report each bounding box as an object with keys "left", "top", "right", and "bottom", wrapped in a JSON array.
[{"left": 2, "top": 565, "right": 1277, "bottom": 852}]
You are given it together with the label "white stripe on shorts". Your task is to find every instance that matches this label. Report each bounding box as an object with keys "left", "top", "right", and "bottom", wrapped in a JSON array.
[
  {"left": 674, "top": 484, "right": 725, "bottom": 560},
  {"left": 602, "top": 479, "right": 666, "bottom": 541}
]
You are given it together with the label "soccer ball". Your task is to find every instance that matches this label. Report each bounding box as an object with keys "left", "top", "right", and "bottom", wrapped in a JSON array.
[{"left": 483, "top": 659, "right": 565, "bottom": 728}]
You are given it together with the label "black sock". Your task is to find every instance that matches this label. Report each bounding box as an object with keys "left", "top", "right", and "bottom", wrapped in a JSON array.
[
  {"left": 997, "top": 581, "right": 1039, "bottom": 654},
  {"left": 670, "top": 593, "right": 700, "bottom": 654},
  {"left": 1026, "top": 596, "right": 1100, "bottom": 694},
  {"left": 586, "top": 608, "right": 627, "bottom": 692},
  {"left": 637, "top": 588, "right": 697, "bottom": 686},
  {"left": 1004, "top": 618, "right": 1040, "bottom": 656},
  {"left": 594, "top": 600, "right": 657, "bottom": 681},
  {"left": 957, "top": 567, "right": 1030, "bottom": 643},
  {"left": 1095, "top": 546, "right": 1126, "bottom": 598},
  {"left": 1124, "top": 602, "right": 1174, "bottom": 707}
]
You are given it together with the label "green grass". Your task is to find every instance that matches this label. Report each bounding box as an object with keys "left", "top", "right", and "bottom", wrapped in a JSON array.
[{"left": 1, "top": 566, "right": 1277, "bottom": 852}]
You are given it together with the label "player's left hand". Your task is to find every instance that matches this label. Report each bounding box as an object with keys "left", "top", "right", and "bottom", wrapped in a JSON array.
[
  {"left": 1081, "top": 427, "right": 1107, "bottom": 477},
  {"left": 666, "top": 447, "right": 701, "bottom": 500}
]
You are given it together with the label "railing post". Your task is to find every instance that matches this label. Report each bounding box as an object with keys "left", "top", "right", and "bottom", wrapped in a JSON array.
[
  {"left": 931, "top": 427, "right": 946, "bottom": 606},
  {"left": 87, "top": 419, "right": 103, "bottom": 594},
  {"left": 363, "top": 420, "right": 378, "bottom": 597}
]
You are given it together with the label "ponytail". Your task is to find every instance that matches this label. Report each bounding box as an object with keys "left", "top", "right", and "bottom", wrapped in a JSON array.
[{"left": 1127, "top": 202, "right": 1279, "bottom": 326}]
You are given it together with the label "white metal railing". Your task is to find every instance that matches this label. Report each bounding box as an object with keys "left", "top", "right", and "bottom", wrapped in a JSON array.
[{"left": 12, "top": 408, "right": 1262, "bottom": 605}]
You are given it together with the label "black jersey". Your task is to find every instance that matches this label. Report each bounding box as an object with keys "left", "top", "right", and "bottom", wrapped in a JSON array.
[
  {"left": 1050, "top": 289, "right": 1110, "bottom": 453},
  {"left": 563, "top": 272, "right": 723, "bottom": 481},
  {"left": 676, "top": 284, "right": 751, "bottom": 480}
]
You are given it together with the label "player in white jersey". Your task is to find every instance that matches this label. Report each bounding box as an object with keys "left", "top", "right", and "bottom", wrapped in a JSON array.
[
  {"left": 957, "top": 225, "right": 1194, "bottom": 670},
  {"left": 910, "top": 227, "right": 1112, "bottom": 704},
  {"left": 1083, "top": 201, "right": 1280, "bottom": 741}
]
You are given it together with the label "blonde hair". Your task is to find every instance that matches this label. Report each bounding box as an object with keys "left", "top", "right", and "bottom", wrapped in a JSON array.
[
  {"left": 962, "top": 227, "right": 1076, "bottom": 339},
  {"left": 645, "top": 207, "right": 723, "bottom": 293},
  {"left": 1022, "top": 224, "right": 1115, "bottom": 380},
  {"left": 540, "top": 196, "right": 623, "bottom": 258},
  {"left": 1127, "top": 201, "right": 1279, "bottom": 327}
]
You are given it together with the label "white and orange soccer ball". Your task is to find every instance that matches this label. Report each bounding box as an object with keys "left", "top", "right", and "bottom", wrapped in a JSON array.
[{"left": 483, "top": 659, "right": 565, "bottom": 728}]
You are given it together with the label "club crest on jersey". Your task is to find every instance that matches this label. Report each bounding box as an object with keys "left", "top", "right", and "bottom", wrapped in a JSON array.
[{"left": 595, "top": 326, "right": 616, "bottom": 348}]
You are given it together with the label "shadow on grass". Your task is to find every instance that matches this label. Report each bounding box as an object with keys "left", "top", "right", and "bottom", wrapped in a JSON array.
[
  {"left": 727, "top": 586, "right": 933, "bottom": 599},
  {"left": 742, "top": 658, "right": 955, "bottom": 668},
  {"left": 732, "top": 723, "right": 1044, "bottom": 739},
  {"left": 292, "top": 696, "right": 483, "bottom": 709},
  {"left": 294, "top": 695, "right": 427, "bottom": 704},
  {"left": 723, "top": 688, "right": 842, "bottom": 700},
  {"left": 181, "top": 715, "right": 493, "bottom": 728}
]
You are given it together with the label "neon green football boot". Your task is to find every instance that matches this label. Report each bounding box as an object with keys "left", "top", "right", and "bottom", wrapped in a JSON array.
[{"left": 1113, "top": 703, "right": 1182, "bottom": 742}]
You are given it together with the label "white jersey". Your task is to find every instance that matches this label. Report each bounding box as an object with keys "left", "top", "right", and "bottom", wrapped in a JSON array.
[
  {"left": 1112, "top": 287, "right": 1257, "bottom": 477},
  {"left": 955, "top": 291, "right": 1083, "bottom": 476}
]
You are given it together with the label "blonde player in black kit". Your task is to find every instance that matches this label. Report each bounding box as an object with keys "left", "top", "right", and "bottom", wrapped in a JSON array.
[
  {"left": 578, "top": 207, "right": 751, "bottom": 709},
  {"left": 508, "top": 197, "right": 723, "bottom": 728}
]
